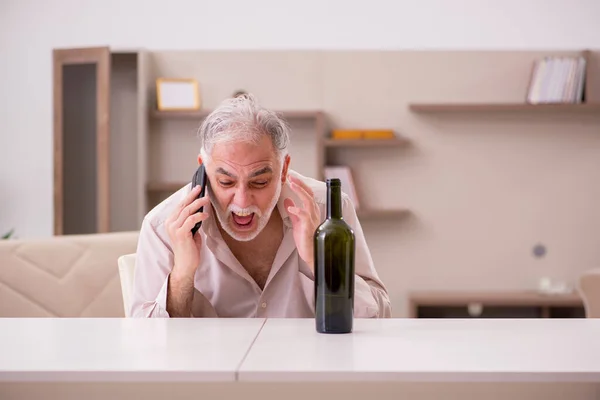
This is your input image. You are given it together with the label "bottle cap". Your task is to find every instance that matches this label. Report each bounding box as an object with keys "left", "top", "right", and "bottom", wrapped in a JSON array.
[{"left": 326, "top": 178, "right": 341, "bottom": 187}]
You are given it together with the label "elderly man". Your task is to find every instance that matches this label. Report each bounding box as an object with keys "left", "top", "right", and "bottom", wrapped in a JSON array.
[{"left": 130, "top": 94, "right": 392, "bottom": 318}]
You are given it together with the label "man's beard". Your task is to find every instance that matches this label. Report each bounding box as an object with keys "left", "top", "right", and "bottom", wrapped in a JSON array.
[{"left": 209, "top": 180, "right": 282, "bottom": 242}]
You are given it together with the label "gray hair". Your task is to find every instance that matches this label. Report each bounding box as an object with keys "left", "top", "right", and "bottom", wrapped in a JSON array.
[{"left": 198, "top": 94, "right": 291, "bottom": 163}]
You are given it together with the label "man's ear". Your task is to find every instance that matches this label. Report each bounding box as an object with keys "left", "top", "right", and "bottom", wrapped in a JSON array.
[
  {"left": 281, "top": 154, "right": 291, "bottom": 182},
  {"left": 197, "top": 154, "right": 203, "bottom": 166}
]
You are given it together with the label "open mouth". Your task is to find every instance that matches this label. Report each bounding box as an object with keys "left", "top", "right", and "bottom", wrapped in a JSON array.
[{"left": 231, "top": 212, "right": 255, "bottom": 229}]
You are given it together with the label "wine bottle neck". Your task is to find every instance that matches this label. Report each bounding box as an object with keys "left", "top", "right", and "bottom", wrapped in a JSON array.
[{"left": 327, "top": 185, "right": 343, "bottom": 219}]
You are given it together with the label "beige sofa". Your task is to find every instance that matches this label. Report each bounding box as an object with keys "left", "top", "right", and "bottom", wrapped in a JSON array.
[{"left": 0, "top": 231, "right": 139, "bottom": 317}]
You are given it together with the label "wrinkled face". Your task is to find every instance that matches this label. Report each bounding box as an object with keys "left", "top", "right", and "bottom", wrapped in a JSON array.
[{"left": 202, "top": 135, "right": 290, "bottom": 242}]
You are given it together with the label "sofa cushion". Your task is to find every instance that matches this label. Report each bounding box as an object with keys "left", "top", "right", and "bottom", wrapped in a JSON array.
[{"left": 0, "top": 231, "right": 139, "bottom": 317}]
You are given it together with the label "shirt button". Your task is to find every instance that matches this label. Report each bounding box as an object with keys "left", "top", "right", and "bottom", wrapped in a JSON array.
[{"left": 261, "top": 302, "right": 267, "bottom": 308}]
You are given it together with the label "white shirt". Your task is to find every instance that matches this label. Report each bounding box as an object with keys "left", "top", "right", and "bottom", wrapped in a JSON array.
[{"left": 130, "top": 170, "right": 392, "bottom": 318}]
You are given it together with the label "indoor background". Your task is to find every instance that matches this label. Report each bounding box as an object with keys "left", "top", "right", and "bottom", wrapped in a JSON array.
[{"left": 1, "top": 0, "right": 599, "bottom": 319}]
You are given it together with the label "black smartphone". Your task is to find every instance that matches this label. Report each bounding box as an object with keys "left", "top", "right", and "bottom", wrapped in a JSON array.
[{"left": 191, "top": 164, "right": 208, "bottom": 235}]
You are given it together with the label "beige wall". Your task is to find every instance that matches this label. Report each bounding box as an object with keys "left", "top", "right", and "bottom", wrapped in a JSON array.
[
  {"left": 145, "top": 50, "right": 600, "bottom": 317},
  {"left": 3, "top": 0, "right": 600, "bottom": 240}
]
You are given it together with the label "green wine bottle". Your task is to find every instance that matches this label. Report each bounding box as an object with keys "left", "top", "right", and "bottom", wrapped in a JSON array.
[{"left": 314, "top": 178, "right": 355, "bottom": 334}]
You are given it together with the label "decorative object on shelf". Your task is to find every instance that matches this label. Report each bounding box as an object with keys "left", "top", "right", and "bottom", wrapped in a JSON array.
[
  {"left": 331, "top": 130, "right": 363, "bottom": 140},
  {"left": 363, "top": 130, "right": 395, "bottom": 140},
  {"left": 323, "top": 166, "right": 360, "bottom": 209},
  {"left": 2, "top": 228, "right": 15, "bottom": 240},
  {"left": 526, "top": 56, "right": 586, "bottom": 104},
  {"left": 331, "top": 129, "right": 395, "bottom": 140},
  {"left": 156, "top": 78, "right": 200, "bottom": 111},
  {"left": 537, "top": 277, "right": 573, "bottom": 295}
]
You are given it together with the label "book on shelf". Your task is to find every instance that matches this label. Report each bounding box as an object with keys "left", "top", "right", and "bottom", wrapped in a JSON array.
[
  {"left": 323, "top": 166, "right": 360, "bottom": 209},
  {"left": 526, "top": 56, "right": 587, "bottom": 104},
  {"left": 331, "top": 129, "right": 395, "bottom": 140}
]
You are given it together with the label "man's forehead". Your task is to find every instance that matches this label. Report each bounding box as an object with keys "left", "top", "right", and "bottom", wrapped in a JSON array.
[
  {"left": 211, "top": 156, "right": 275, "bottom": 168},
  {"left": 215, "top": 164, "right": 273, "bottom": 178},
  {"left": 206, "top": 138, "right": 280, "bottom": 174},
  {"left": 211, "top": 159, "right": 275, "bottom": 176}
]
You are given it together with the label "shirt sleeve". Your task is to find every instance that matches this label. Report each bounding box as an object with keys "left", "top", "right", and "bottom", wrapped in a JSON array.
[
  {"left": 342, "top": 193, "right": 393, "bottom": 318},
  {"left": 129, "top": 216, "right": 173, "bottom": 318}
]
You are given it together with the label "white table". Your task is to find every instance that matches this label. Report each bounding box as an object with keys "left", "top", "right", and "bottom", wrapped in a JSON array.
[
  {"left": 1, "top": 318, "right": 599, "bottom": 400},
  {"left": 0, "top": 317, "right": 265, "bottom": 382},
  {"left": 239, "top": 318, "right": 600, "bottom": 382}
]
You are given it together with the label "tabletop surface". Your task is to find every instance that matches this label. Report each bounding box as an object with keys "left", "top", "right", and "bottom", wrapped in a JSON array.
[
  {"left": 238, "top": 318, "right": 600, "bottom": 382},
  {"left": 0, "top": 317, "right": 266, "bottom": 382},
  {"left": 2, "top": 318, "right": 600, "bottom": 383}
]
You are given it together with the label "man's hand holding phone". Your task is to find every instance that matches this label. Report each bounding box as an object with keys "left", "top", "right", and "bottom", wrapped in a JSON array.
[
  {"left": 166, "top": 184, "right": 210, "bottom": 280},
  {"left": 164, "top": 184, "right": 210, "bottom": 317}
]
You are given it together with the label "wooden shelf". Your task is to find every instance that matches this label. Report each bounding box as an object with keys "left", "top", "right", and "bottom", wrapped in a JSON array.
[
  {"left": 324, "top": 138, "right": 408, "bottom": 148},
  {"left": 409, "top": 290, "right": 583, "bottom": 307},
  {"left": 409, "top": 290, "right": 585, "bottom": 318},
  {"left": 408, "top": 290, "right": 585, "bottom": 319},
  {"left": 151, "top": 109, "right": 324, "bottom": 120},
  {"left": 151, "top": 109, "right": 212, "bottom": 119},
  {"left": 408, "top": 102, "right": 600, "bottom": 113}
]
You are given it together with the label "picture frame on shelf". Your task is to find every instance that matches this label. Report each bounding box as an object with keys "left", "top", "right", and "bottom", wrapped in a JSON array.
[{"left": 156, "top": 78, "right": 200, "bottom": 111}]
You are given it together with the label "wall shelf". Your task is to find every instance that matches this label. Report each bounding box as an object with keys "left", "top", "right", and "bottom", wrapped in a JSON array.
[
  {"left": 409, "top": 50, "right": 600, "bottom": 116},
  {"left": 408, "top": 102, "right": 600, "bottom": 113},
  {"left": 324, "top": 138, "right": 408, "bottom": 148},
  {"left": 151, "top": 109, "right": 212, "bottom": 119},
  {"left": 151, "top": 109, "right": 324, "bottom": 120}
]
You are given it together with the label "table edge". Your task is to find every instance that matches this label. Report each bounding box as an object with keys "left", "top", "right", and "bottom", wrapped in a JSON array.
[
  {"left": 236, "top": 370, "right": 600, "bottom": 383},
  {"left": 0, "top": 370, "right": 236, "bottom": 383}
]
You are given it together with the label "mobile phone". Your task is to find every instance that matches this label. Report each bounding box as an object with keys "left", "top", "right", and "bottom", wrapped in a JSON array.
[{"left": 190, "top": 164, "right": 208, "bottom": 235}]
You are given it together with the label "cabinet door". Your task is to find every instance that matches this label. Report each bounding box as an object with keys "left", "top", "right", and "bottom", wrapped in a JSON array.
[{"left": 53, "top": 47, "right": 110, "bottom": 235}]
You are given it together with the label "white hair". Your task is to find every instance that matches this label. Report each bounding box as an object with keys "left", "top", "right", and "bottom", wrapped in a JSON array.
[{"left": 197, "top": 94, "right": 291, "bottom": 163}]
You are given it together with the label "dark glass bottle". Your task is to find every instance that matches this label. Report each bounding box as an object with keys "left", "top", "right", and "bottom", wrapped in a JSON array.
[{"left": 314, "top": 178, "right": 355, "bottom": 334}]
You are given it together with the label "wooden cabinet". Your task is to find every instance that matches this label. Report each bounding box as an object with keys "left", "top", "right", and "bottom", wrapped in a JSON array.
[
  {"left": 52, "top": 47, "right": 148, "bottom": 235},
  {"left": 409, "top": 291, "right": 585, "bottom": 319}
]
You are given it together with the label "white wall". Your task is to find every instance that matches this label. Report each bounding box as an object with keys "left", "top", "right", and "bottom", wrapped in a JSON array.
[{"left": 1, "top": 0, "right": 600, "bottom": 238}]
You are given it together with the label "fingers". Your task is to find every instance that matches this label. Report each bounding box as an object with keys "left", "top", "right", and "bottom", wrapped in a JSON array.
[
  {"left": 166, "top": 187, "right": 210, "bottom": 240},
  {"left": 173, "top": 195, "right": 211, "bottom": 229},
  {"left": 286, "top": 205, "right": 309, "bottom": 219},
  {"left": 284, "top": 198, "right": 300, "bottom": 221},
  {"left": 283, "top": 197, "right": 295, "bottom": 212},
  {"left": 288, "top": 175, "right": 316, "bottom": 210},
  {"left": 177, "top": 185, "right": 203, "bottom": 214},
  {"left": 288, "top": 174, "right": 314, "bottom": 197},
  {"left": 177, "top": 212, "right": 209, "bottom": 239},
  {"left": 167, "top": 186, "right": 202, "bottom": 225}
]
